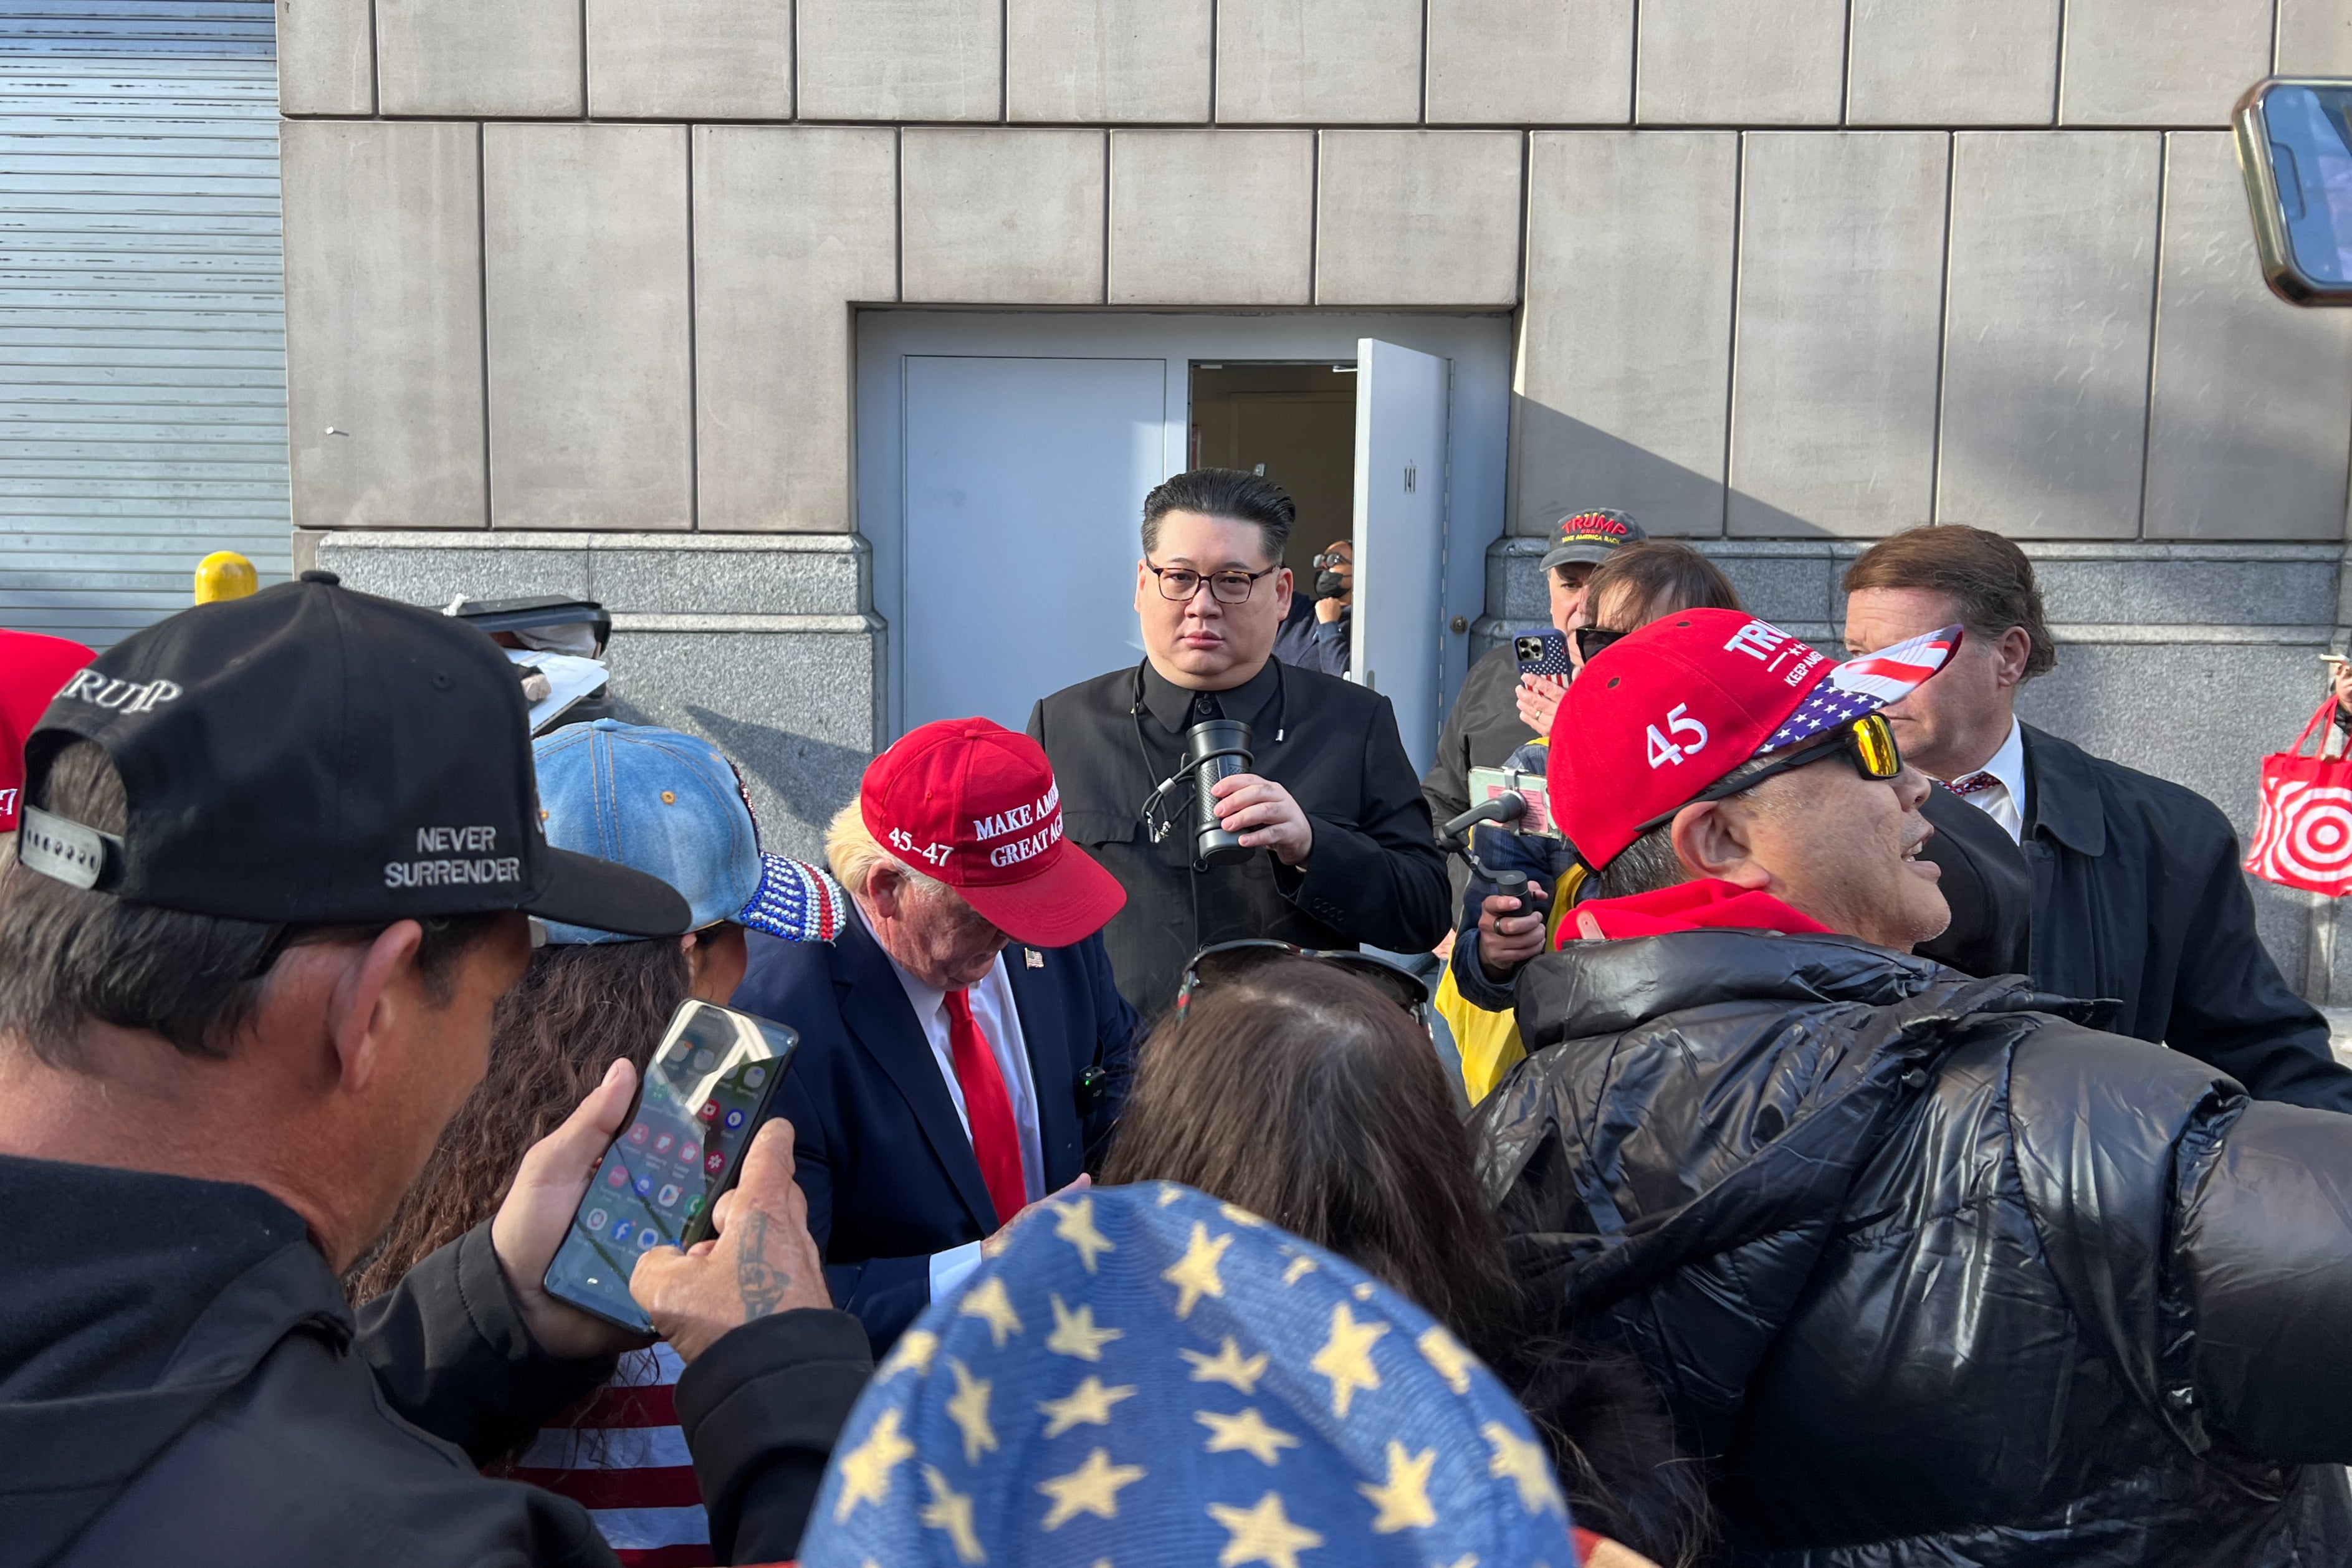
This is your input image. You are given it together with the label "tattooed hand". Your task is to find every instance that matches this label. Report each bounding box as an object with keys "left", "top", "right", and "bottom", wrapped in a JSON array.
[{"left": 631, "top": 1118, "right": 832, "bottom": 1364}]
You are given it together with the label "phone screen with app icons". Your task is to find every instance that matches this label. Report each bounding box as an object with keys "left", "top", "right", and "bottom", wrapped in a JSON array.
[{"left": 541, "top": 999, "right": 801, "bottom": 1334}]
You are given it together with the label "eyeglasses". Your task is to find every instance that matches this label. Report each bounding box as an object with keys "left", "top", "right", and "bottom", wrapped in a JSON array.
[
  {"left": 1572, "top": 624, "right": 1629, "bottom": 662},
  {"left": 1628, "top": 712, "right": 1904, "bottom": 838},
  {"left": 1311, "top": 550, "right": 1350, "bottom": 571},
  {"left": 1147, "top": 561, "right": 1279, "bottom": 605},
  {"left": 1174, "top": 939, "right": 1430, "bottom": 1016}
]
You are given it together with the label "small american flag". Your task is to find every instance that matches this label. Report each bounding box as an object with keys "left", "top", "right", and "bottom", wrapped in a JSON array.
[{"left": 1756, "top": 624, "right": 1960, "bottom": 755}]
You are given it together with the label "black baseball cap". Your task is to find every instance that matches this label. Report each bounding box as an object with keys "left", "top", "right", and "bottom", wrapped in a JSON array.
[
  {"left": 1538, "top": 508, "right": 1647, "bottom": 571},
  {"left": 16, "top": 570, "right": 690, "bottom": 935}
]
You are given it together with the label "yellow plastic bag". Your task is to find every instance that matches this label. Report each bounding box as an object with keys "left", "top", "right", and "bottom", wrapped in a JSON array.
[{"left": 1433, "top": 862, "right": 1585, "bottom": 1106}]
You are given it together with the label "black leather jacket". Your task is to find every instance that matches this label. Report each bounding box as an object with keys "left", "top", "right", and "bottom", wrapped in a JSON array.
[{"left": 1475, "top": 927, "right": 2352, "bottom": 1567}]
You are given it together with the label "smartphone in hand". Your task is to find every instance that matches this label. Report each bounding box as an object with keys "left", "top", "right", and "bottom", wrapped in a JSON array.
[
  {"left": 542, "top": 1000, "right": 801, "bottom": 1334},
  {"left": 1514, "top": 630, "right": 1572, "bottom": 680}
]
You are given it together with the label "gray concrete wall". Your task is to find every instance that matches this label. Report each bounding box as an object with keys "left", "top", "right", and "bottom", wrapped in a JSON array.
[
  {"left": 277, "top": 2, "right": 2352, "bottom": 547},
  {"left": 275, "top": 1, "right": 2352, "bottom": 1003}
]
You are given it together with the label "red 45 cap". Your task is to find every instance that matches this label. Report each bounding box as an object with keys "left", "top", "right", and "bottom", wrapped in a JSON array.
[
  {"left": 861, "top": 717, "right": 1127, "bottom": 948},
  {"left": 1548, "top": 608, "right": 1960, "bottom": 868}
]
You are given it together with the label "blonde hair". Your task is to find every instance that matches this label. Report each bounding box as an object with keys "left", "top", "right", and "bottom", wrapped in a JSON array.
[{"left": 825, "top": 800, "right": 943, "bottom": 899}]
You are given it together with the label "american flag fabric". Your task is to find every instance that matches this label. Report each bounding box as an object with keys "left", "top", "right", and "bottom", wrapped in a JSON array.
[
  {"left": 500, "top": 1345, "right": 712, "bottom": 1567},
  {"left": 1758, "top": 624, "right": 1961, "bottom": 755},
  {"left": 740, "top": 852, "right": 844, "bottom": 944}
]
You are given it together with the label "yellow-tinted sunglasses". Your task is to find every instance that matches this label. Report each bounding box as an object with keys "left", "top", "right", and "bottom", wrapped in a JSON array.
[{"left": 1634, "top": 712, "right": 1903, "bottom": 837}]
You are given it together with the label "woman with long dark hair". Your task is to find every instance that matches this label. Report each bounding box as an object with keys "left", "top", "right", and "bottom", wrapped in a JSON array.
[
  {"left": 348, "top": 720, "right": 842, "bottom": 1567},
  {"left": 1101, "top": 956, "right": 1713, "bottom": 1565}
]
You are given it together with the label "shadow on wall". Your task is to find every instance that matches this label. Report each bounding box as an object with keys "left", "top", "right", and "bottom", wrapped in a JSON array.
[
  {"left": 1508, "top": 396, "right": 1805, "bottom": 537},
  {"left": 591, "top": 694, "right": 871, "bottom": 864}
]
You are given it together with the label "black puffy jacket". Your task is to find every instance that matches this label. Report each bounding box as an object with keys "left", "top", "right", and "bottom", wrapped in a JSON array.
[{"left": 1473, "top": 925, "right": 2352, "bottom": 1567}]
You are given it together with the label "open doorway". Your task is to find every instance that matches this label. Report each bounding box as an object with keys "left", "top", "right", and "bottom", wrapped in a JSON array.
[
  {"left": 856, "top": 311, "right": 1511, "bottom": 757},
  {"left": 1188, "top": 361, "right": 1358, "bottom": 581}
]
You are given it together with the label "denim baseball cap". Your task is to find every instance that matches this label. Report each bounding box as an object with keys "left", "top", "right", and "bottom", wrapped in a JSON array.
[{"left": 532, "top": 720, "right": 843, "bottom": 947}]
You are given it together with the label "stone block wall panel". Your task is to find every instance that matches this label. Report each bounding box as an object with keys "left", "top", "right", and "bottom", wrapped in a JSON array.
[
  {"left": 376, "top": 0, "right": 583, "bottom": 117},
  {"left": 2278, "top": 0, "right": 2352, "bottom": 74},
  {"left": 1108, "top": 130, "right": 1314, "bottom": 305},
  {"left": 311, "top": 532, "right": 881, "bottom": 858},
  {"left": 1729, "top": 131, "right": 1949, "bottom": 537},
  {"left": 1424, "top": 0, "right": 1634, "bottom": 126},
  {"left": 798, "top": 0, "right": 1001, "bottom": 122},
  {"left": 2146, "top": 132, "right": 2352, "bottom": 541},
  {"left": 2025, "top": 543, "right": 2343, "bottom": 628},
  {"left": 2059, "top": 0, "right": 2273, "bottom": 127},
  {"left": 1007, "top": 0, "right": 1214, "bottom": 123},
  {"left": 586, "top": 0, "right": 794, "bottom": 120},
  {"left": 604, "top": 625, "right": 883, "bottom": 858},
  {"left": 902, "top": 130, "right": 1107, "bottom": 304},
  {"left": 1515, "top": 130, "right": 1739, "bottom": 535},
  {"left": 277, "top": 0, "right": 374, "bottom": 115},
  {"left": 483, "top": 125, "right": 692, "bottom": 530},
  {"left": 1938, "top": 131, "right": 2161, "bottom": 538},
  {"left": 1845, "top": 0, "right": 2059, "bottom": 127},
  {"left": 696, "top": 127, "right": 899, "bottom": 533},
  {"left": 1634, "top": 0, "right": 1846, "bottom": 126},
  {"left": 1215, "top": 0, "right": 1423, "bottom": 124},
  {"left": 283, "top": 120, "right": 485, "bottom": 529},
  {"left": 1316, "top": 130, "right": 1524, "bottom": 305},
  {"left": 310, "top": 533, "right": 595, "bottom": 602}
]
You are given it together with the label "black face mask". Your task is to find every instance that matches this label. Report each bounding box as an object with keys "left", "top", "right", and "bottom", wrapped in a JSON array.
[{"left": 1313, "top": 570, "right": 1347, "bottom": 601}]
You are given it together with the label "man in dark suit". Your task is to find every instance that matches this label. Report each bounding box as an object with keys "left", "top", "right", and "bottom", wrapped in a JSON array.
[
  {"left": 1029, "top": 469, "right": 1450, "bottom": 1020},
  {"left": 1842, "top": 524, "right": 2352, "bottom": 1115},
  {"left": 733, "top": 718, "right": 1139, "bottom": 1353}
]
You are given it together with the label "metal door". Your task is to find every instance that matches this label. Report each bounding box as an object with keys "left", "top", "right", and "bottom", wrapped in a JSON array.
[
  {"left": 1349, "top": 338, "right": 1450, "bottom": 777},
  {"left": 0, "top": 3, "right": 288, "bottom": 649},
  {"left": 900, "top": 355, "right": 1168, "bottom": 732}
]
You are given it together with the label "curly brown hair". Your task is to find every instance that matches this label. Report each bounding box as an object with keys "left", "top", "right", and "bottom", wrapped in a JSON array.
[{"left": 344, "top": 938, "right": 691, "bottom": 1303}]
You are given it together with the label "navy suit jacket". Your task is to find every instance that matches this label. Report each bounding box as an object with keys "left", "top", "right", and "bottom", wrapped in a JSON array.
[{"left": 732, "top": 910, "right": 1140, "bottom": 1353}]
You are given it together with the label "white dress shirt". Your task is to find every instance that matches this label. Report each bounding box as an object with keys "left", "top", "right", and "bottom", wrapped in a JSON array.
[
  {"left": 882, "top": 949, "right": 1043, "bottom": 1300},
  {"left": 1947, "top": 717, "right": 2027, "bottom": 844}
]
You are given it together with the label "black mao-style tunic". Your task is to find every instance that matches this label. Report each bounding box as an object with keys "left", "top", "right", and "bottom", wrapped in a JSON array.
[{"left": 1028, "top": 655, "right": 1451, "bottom": 1022}]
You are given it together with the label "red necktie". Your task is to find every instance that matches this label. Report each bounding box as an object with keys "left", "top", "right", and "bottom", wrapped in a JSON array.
[
  {"left": 943, "top": 989, "right": 1025, "bottom": 1226},
  {"left": 1949, "top": 772, "right": 2001, "bottom": 797}
]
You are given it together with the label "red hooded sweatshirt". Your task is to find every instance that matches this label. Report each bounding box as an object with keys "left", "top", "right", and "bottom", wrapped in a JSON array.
[{"left": 1557, "top": 877, "right": 1832, "bottom": 945}]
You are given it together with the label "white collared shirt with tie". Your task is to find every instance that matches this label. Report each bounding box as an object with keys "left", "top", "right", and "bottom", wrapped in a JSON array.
[
  {"left": 1944, "top": 717, "right": 2028, "bottom": 843},
  {"left": 881, "top": 949, "right": 1043, "bottom": 1301}
]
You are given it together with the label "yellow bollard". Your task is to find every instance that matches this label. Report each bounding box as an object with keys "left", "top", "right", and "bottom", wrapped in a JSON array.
[{"left": 194, "top": 550, "right": 259, "bottom": 605}]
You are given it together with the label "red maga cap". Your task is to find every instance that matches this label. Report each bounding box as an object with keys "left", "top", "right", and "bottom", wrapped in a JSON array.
[
  {"left": 861, "top": 717, "right": 1127, "bottom": 948},
  {"left": 1547, "top": 610, "right": 1959, "bottom": 868},
  {"left": 1, "top": 629, "right": 95, "bottom": 831}
]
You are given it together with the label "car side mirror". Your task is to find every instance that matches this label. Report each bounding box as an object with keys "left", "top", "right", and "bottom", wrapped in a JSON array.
[{"left": 2236, "top": 77, "right": 2352, "bottom": 305}]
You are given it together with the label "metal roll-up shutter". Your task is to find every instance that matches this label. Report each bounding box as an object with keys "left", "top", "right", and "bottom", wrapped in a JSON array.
[{"left": 1, "top": 2, "right": 286, "bottom": 649}]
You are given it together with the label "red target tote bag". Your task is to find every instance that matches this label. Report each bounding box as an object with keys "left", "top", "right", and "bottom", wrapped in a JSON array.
[{"left": 2246, "top": 700, "right": 2352, "bottom": 897}]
